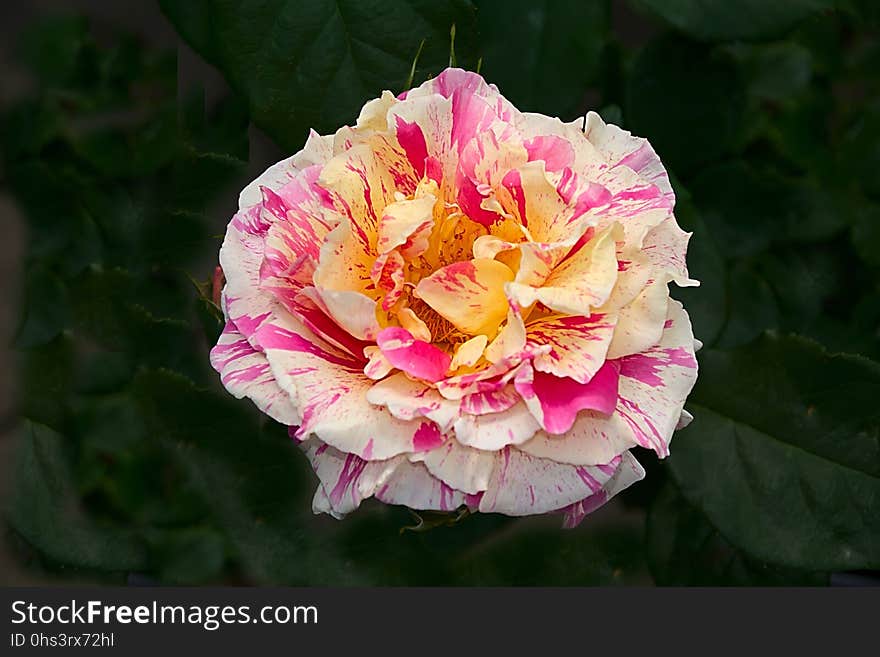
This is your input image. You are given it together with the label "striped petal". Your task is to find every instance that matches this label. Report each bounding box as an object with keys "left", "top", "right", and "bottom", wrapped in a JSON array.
[
  {"left": 515, "top": 360, "right": 620, "bottom": 435},
  {"left": 210, "top": 322, "right": 299, "bottom": 425},
  {"left": 477, "top": 448, "right": 642, "bottom": 516},
  {"left": 414, "top": 258, "right": 515, "bottom": 337},
  {"left": 612, "top": 300, "right": 699, "bottom": 457},
  {"left": 257, "top": 317, "right": 425, "bottom": 460},
  {"left": 526, "top": 313, "right": 617, "bottom": 383}
]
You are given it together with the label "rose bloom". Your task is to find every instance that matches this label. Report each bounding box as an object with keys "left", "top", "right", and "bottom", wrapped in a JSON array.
[{"left": 210, "top": 69, "right": 699, "bottom": 527}]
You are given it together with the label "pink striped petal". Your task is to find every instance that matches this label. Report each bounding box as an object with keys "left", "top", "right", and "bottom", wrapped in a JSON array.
[
  {"left": 477, "top": 448, "right": 640, "bottom": 516},
  {"left": 612, "top": 300, "right": 698, "bottom": 457},
  {"left": 210, "top": 322, "right": 299, "bottom": 425},
  {"left": 560, "top": 453, "right": 646, "bottom": 527},
  {"left": 376, "top": 327, "right": 452, "bottom": 383},
  {"left": 526, "top": 313, "right": 618, "bottom": 383},
  {"left": 515, "top": 360, "right": 620, "bottom": 435}
]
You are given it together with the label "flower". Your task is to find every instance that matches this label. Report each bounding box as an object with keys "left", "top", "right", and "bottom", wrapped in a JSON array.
[{"left": 210, "top": 68, "right": 699, "bottom": 527}]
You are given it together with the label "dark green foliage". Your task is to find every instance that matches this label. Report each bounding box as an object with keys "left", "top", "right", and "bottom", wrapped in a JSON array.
[
  {"left": 672, "top": 335, "right": 880, "bottom": 570},
  {"left": 4, "top": 3, "right": 880, "bottom": 584},
  {"left": 159, "top": 0, "right": 480, "bottom": 151},
  {"left": 632, "top": 0, "right": 836, "bottom": 42},
  {"left": 647, "top": 481, "right": 828, "bottom": 585},
  {"left": 3, "top": 15, "right": 248, "bottom": 582},
  {"left": 475, "top": 0, "right": 610, "bottom": 119}
]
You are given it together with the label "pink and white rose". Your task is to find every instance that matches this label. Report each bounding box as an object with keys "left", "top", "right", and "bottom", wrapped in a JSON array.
[{"left": 210, "top": 68, "right": 699, "bottom": 527}]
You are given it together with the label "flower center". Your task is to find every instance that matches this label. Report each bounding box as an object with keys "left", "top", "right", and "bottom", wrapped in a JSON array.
[{"left": 405, "top": 295, "right": 466, "bottom": 345}]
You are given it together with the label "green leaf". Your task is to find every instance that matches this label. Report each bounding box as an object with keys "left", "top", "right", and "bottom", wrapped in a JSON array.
[
  {"left": 626, "top": 35, "right": 745, "bottom": 175},
  {"left": 840, "top": 102, "right": 880, "bottom": 199},
  {"left": 160, "top": 0, "right": 479, "bottom": 151},
  {"left": 648, "top": 480, "right": 828, "bottom": 585},
  {"left": 632, "top": 0, "right": 835, "bottom": 42},
  {"left": 132, "top": 369, "right": 356, "bottom": 584},
  {"left": 4, "top": 162, "right": 103, "bottom": 275},
  {"left": 598, "top": 103, "right": 623, "bottom": 127},
  {"left": 328, "top": 500, "right": 648, "bottom": 585},
  {"left": 0, "top": 100, "right": 61, "bottom": 161},
  {"left": 18, "top": 336, "right": 75, "bottom": 431},
  {"left": 671, "top": 334, "right": 880, "bottom": 570},
  {"left": 737, "top": 42, "right": 814, "bottom": 102},
  {"left": 169, "top": 90, "right": 249, "bottom": 214},
  {"left": 760, "top": 89, "right": 837, "bottom": 178},
  {"left": 72, "top": 394, "right": 147, "bottom": 455},
  {"left": 70, "top": 267, "right": 206, "bottom": 381},
  {"left": 401, "top": 505, "right": 471, "bottom": 532},
  {"left": 474, "top": 0, "right": 609, "bottom": 118},
  {"left": 19, "top": 15, "right": 92, "bottom": 87},
  {"left": 15, "top": 264, "right": 71, "bottom": 348},
  {"left": 689, "top": 161, "right": 781, "bottom": 258},
  {"left": 715, "top": 262, "right": 780, "bottom": 348},
  {"left": 454, "top": 511, "right": 650, "bottom": 585},
  {"left": 690, "top": 161, "right": 847, "bottom": 258},
  {"left": 759, "top": 246, "right": 845, "bottom": 329},
  {"left": 853, "top": 205, "right": 880, "bottom": 268},
  {"left": 6, "top": 421, "right": 148, "bottom": 572},
  {"left": 149, "top": 527, "right": 227, "bottom": 584},
  {"left": 196, "top": 295, "right": 225, "bottom": 346},
  {"left": 71, "top": 104, "right": 181, "bottom": 179}
]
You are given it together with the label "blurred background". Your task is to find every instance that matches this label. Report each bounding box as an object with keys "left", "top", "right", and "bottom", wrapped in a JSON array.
[{"left": 1, "top": 0, "right": 878, "bottom": 585}]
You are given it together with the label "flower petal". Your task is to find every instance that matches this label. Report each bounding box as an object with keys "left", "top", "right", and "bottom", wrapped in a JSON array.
[
  {"left": 363, "top": 345, "right": 395, "bottom": 380},
  {"left": 518, "top": 411, "right": 638, "bottom": 466},
  {"left": 606, "top": 278, "right": 670, "bottom": 359},
  {"left": 453, "top": 400, "right": 541, "bottom": 450},
  {"left": 306, "top": 286, "right": 380, "bottom": 342},
  {"left": 497, "top": 161, "right": 581, "bottom": 243},
  {"left": 313, "top": 220, "right": 375, "bottom": 298},
  {"left": 376, "top": 326, "right": 452, "bottom": 383},
  {"left": 484, "top": 305, "right": 527, "bottom": 364},
  {"left": 318, "top": 144, "right": 398, "bottom": 249},
  {"left": 414, "top": 438, "right": 495, "bottom": 495},
  {"left": 642, "top": 215, "right": 698, "bottom": 287},
  {"left": 583, "top": 111, "right": 673, "bottom": 202},
  {"left": 414, "top": 258, "right": 515, "bottom": 337},
  {"left": 259, "top": 166, "right": 340, "bottom": 267},
  {"left": 376, "top": 193, "right": 436, "bottom": 256},
  {"left": 371, "top": 250, "right": 406, "bottom": 311},
  {"left": 257, "top": 318, "right": 428, "bottom": 460},
  {"left": 398, "top": 307, "right": 432, "bottom": 342},
  {"left": 515, "top": 361, "right": 620, "bottom": 435},
  {"left": 375, "top": 460, "right": 468, "bottom": 512},
  {"left": 366, "top": 372, "right": 460, "bottom": 432},
  {"left": 459, "top": 386, "right": 520, "bottom": 416},
  {"left": 477, "top": 448, "right": 639, "bottom": 516},
  {"left": 450, "top": 334, "right": 488, "bottom": 370},
  {"left": 387, "top": 92, "right": 454, "bottom": 183},
  {"left": 506, "top": 224, "right": 620, "bottom": 315},
  {"left": 303, "top": 440, "right": 402, "bottom": 517},
  {"left": 526, "top": 313, "right": 617, "bottom": 383},
  {"left": 238, "top": 129, "right": 334, "bottom": 208},
  {"left": 306, "top": 216, "right": 381, "bottom": 341},
  {"left": 560, "top": 452, "right": 646, "bottom": 528},
  {"left": 612, "top": 300, "right": 699, "bottom": 457}
]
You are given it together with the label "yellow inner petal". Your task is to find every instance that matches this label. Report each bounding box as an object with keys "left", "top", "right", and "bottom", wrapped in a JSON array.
[{"left": 414, "top": 258, "right": 515, "bottom": 338}]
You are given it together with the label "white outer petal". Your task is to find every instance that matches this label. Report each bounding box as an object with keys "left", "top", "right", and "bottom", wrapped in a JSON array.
[
  {"left": 412, "top": 439, "right": 495, "bottom": 495},
  {"left": 239, "top": 130, "right": 335, "bottom": 208},
  {"left": 210, "top": 323, "right": 299, "bottom": 425}
]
